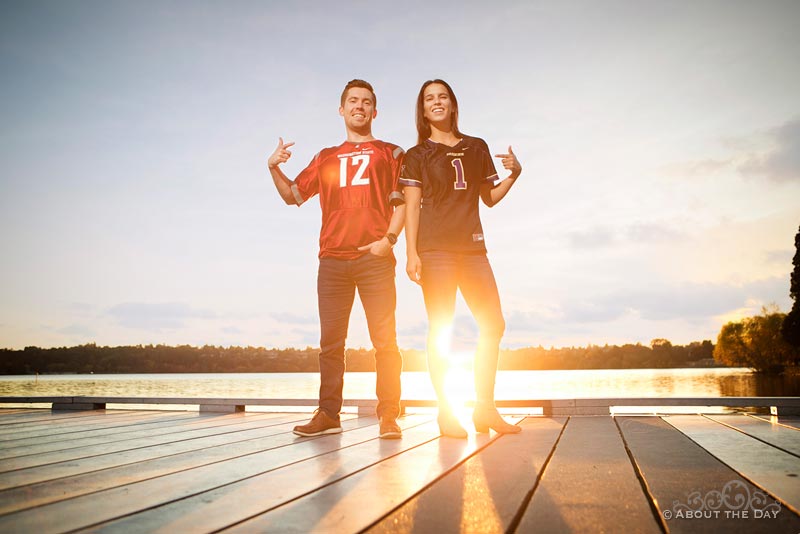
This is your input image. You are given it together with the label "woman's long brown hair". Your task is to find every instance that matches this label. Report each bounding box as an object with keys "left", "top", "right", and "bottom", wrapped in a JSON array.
[{"left": 415, "top": 79, "right": 463, "bottom": 145}]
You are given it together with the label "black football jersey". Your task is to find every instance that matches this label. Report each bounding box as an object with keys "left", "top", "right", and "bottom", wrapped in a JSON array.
[{"left": 400, "top": 136, "right": 498, "bottom": 253}]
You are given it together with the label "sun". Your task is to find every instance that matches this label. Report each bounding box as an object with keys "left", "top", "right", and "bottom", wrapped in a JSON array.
[{"left": 434, "top": 324, "right": 474, "bottom": 416}]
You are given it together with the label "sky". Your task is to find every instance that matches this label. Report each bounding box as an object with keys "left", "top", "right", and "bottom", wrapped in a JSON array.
[{"left": 1, "top": 0, "right": 799, "bottom": 352}]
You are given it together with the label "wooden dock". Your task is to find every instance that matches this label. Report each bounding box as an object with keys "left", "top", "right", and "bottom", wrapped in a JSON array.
[{"left": 0, "top": 402, "right": 798, "bottom": 533}]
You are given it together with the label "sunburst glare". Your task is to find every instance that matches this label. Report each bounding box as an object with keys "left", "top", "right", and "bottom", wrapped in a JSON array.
[{"left": 434, "top": 324, "right": 475, "bottom": 422}]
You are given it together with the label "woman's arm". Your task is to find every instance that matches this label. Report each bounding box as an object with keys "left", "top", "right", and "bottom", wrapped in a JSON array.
[
  {"left": 480, "top": 145, "right": 522, "bottom": 207},
  {"left": 404, "top": 186, "right": 423, "bottom": 285}
]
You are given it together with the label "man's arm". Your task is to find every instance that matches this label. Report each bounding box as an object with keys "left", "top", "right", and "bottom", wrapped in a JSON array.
[
  {"left": 357, "top": 203, "right": 406, "bottom": 257},
  {"left": 267, "top": 137, "right": 299, "bottom": 205},
  {"left": 480, "top": 145, "right": 522, "bottom": 207}
]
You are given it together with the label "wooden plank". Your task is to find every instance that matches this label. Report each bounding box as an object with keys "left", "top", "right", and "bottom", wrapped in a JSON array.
[
  {"left": 0, "top": 408, "right": 44, "bottom": 418},
  {"left": 0, "top": 411, "right": 291, "bottom": 459},
  {"left": 216, "top": 423, "right": 505, "bottom": 534},
  {"left": 0, "top": 416, "right": 424, "bottom": 533},
  {"left": 367, "top": 417, "right": 566, "bottom": 533},
  {"left": 749, "top": 415, "right": 800, "bottom": 431},
  {"left": 516, "top": 416, "right": 661, "bottom": 533},
  {"left": 0, "top": 410, "right": 163, "bottom": 436},
  {"left": 0, "top": 413, "right": 354, "bottom": 486},
  {"left": 0, "top": 409, "right": 126, "bottom": 426},
  {"left": 0, "top": 409, "right": 191, "bottom": 439},
  {"left": 705, "top": 414, "right": 800, "bottom": 457},
  {"left": 0, "top": 411, "right": 202, "bottom": 443},
  {"left": 618, "top": 416, "right": 800, "bottom": 533},
  {"left": 0, "top": 414, "right": 390, "bottom": 515},
  {"left": 665, "top": 415, "right": 800, "bottom": 514},
  {"left": 0, "top": 414, "right": 225, "bottom": 463}
]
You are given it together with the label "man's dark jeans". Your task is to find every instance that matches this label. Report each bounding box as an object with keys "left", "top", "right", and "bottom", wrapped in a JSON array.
[{"left": 317, "top": 253, "right": 402, "bottom": 419}]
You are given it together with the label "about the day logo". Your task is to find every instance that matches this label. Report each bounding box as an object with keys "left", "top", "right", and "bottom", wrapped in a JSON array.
[{"left": 663, "top": 480, "right": 782, "bottom": 521}]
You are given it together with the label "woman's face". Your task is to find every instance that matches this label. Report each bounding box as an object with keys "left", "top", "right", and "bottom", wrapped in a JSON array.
[{"left": 422, "top": 83, "right": 453, "bottom": 125}]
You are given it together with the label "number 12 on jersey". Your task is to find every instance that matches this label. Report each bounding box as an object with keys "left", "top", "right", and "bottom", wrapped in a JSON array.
[
  {"left": 339, "top": 155, "right": 371, "bottom": 187},
  {"left": 451, "top": 158, "right": 467, "bottom": 190}
]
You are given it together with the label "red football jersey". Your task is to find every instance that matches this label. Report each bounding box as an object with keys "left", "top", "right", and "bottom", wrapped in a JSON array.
[{"left": 291, "top": 139, "right": 404, "bottom": 259}]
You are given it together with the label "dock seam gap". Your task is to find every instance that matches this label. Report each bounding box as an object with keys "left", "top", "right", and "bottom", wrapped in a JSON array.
[
  {"left": 701, "top": 414, "right": 800, "bottom": 459},
  {"left": 505, "top": 416, "right": 570, "bottom": 534},
  {"left": 613, "top": 417, "right": 668, "bottom": 533}
]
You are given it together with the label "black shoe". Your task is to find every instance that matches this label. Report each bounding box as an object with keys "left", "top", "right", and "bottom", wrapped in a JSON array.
[{"left": 293, "top": 410, "right": 342, "bottom": 437}]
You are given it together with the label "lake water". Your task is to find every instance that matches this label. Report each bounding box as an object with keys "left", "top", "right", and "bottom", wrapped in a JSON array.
[{"left": 2, "top": 368, "right": 798, "bottom": 406}]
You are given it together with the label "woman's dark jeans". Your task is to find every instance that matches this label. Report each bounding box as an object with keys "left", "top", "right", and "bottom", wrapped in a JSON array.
[{"left": 420, "top": 251, "right": 505, "bottom": 404}]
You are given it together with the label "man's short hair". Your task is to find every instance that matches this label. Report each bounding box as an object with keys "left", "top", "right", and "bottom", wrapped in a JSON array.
[{"left": 340, "top": 79, "right": 377, "bottom": 108}]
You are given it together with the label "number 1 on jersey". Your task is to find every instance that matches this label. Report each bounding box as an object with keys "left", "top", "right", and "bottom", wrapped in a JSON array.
[
  {"left": 451, "top": 158, "right": 467, "bottom": 190},
  {"left": 339, "top": 155, "right": 370, "bottom": 187}
]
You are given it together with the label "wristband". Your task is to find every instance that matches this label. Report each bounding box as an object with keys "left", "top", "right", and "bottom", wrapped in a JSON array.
[{"left": 385, "top": 233, "right": 398, "bottom": 246}]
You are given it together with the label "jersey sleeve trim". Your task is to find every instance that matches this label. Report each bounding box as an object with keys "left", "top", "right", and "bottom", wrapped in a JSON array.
[
  {"left": 290, "top": 183, "right": 306, "bottom": 205},
  {"left": 388, "top": 191, "right": 405, "bottom": 206},
  {"left": 484, "top": 173, "right": 499, "bottom": 183},
  {"left": 399, "top": 177, "right": 421, "bottom": 187}
]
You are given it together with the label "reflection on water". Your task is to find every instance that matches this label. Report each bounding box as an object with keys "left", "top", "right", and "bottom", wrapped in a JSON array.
[
  {"left": 718, "top": 372, "right": 800, "bottom": 397},
  {"left": 1, "top": 368, "right": 798, "bottom": 400}
]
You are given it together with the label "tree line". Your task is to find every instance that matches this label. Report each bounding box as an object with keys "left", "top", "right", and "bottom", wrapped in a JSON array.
[{"left": 0, "top": 340, "right": 718, "bottom": 375}]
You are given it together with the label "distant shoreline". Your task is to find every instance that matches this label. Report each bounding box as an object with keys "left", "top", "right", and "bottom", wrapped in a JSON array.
[{"left": 1, "top": 341, "right": 731, "bottom": 374}]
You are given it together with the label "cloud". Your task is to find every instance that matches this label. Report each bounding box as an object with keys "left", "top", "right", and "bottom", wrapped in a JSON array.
[
  {"left": 581, "top": 277, "right": 789, "bottom": 322},
  {"left": 566, "top": 222, "right": 683, "bottom": 249},
  {"left": 567, "top": 227, "right": 616, "bottom": 249},
  {"left": 764, "top": 248, "right": 794, "bottom": 266},
  {"left": 663, "top": 158, "right": 732, "bottom": 177},
  {"left": 56, "top": 324, "right": 96, "bottom": 337},
  {"left": 292, "top": 329, "right": 319, "bottom": 348},
  {"left": 221, "top": 326, "right": 243, "bottom": 335},
  {"left": 398, "top": 320, "right": 428, "bottom": 340},
  {"left": 451, "top": 314, "right": 479, "bottom": 351},
  {"left": 107, "top": 302, "right": 216, "bottom": 331},
  {"left": 625, "top": 222, "right": 685, "bottom": 243},
  {"left": 269, "top": 312, "right": 318, "bottom": 326},
  {"left": 738, "top": 118, "right": 800, "bottom": 183},
  {"left": 508, "top": 276, "right": 789, "bottom": 327},
  {"left": 666, "top": 118, "right": 800, "bottom": 183},
  {"left": 606, "top": 285, "right": 745, "bottom": 321}
]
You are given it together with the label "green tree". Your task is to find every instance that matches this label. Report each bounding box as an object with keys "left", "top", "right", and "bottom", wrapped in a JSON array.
[
  {"left": 782, "top": 224, "right": 800, "bottom": 346},
  {"left": 714, "top": 306, "right": 800, "bottom": 373},
  {"left": 650, "top": 338, "right": 674, "bottom": 368}
]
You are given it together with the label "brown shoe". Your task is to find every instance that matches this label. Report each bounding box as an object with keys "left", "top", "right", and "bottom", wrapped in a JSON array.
[
  {"left": 293, "top": 410, "right": 342, "bottom": 437},
  {"left": 379, "top": 416, "right": 402, "bottom": 439}
]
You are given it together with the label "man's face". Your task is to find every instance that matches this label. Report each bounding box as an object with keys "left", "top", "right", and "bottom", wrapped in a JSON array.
[{"left": 339, "top": 87, "right": 377, "bottom": 132}]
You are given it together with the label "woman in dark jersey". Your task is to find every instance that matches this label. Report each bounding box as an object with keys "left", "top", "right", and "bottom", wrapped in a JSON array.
[{"left": 400, "top": 79, "right": 522, "bottom": 438}]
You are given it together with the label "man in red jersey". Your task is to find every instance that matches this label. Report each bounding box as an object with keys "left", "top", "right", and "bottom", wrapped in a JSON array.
[{"left": 267, "top": 79, "right": 405, "bottom": 439}]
